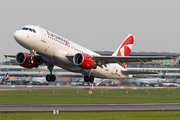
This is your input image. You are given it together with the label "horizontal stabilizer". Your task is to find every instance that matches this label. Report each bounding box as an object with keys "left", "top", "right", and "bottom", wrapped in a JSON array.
[{"left": 122, "top": 71, "right": 158, "bottom": 75}]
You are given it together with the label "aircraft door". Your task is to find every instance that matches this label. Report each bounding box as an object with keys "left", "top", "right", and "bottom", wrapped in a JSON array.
[{"left": 40, "top": 28, "right": 47, "bottom": 43}]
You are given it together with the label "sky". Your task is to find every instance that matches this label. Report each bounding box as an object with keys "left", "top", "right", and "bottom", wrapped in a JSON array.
[{"left": 0, "top": 0, "right": 180, "bottom": 61}]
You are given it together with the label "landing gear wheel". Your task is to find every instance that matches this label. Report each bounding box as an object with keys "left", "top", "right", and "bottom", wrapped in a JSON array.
[
  {"left": 27, "top": 59, "right": 34, "bottom": 64},
  {"left": 46, "top": 74, "right": 56, "bottom": 82},
  {"left": 84, "top": 75, "right": 94, "bottom": 83},
  {"left": 46, "top": 74, "right": 51, "bottom": 82},
  {"left": 89, "top": 76, "right": 94, "bottom": 83},
  {"left": 84, "top": 75, "right": 88, "bottom": 82},
  {"left": 50, "top": 75, "right": 56, "bottom": 82}
]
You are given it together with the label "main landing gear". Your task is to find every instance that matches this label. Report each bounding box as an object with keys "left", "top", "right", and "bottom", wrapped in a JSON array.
[
  {"left": 84, "top": 69, "right": 94, "bottom": 83},
  {"left": 84, "top": 75, "right": 94, "bottom": 83},
  {"left": 46, "top": 63, "right": 56, "bottom": 82}
]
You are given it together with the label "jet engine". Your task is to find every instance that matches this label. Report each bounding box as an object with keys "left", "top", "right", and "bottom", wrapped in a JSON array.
[
  {"left": 16, "top": 52, "right": 37, "bottom": 68},
  {"left": 73, "top": 53, "right": 95, "bottom": 69}
]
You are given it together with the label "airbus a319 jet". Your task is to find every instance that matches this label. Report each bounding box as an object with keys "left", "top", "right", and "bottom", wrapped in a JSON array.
[{"left": 5, "top": 25, "right": 172, "bottom": 82}]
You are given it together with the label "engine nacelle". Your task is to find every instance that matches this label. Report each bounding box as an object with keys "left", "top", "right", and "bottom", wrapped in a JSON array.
[
  {"left": 16, "top": 52, "right": 36, "bottom": 68},
  {"left": 73, "top": 53, "right": 95, "bottom": 69}
]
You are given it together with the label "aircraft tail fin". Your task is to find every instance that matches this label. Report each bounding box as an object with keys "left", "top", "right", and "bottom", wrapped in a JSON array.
[
  {"left": 4, "top": 68, "right": 9, "bottom": 77},
  {"left": 53, "top": 69, "right": 57, "bottom": 74},
  {"left": 112, "top": 34, "right": 135, "bottom": 69},
  {"left": 1, "top": 68, "right": 9, "bottom": 82},
  {"left": 161, "top": 71, "right": 166, "bottom": 79}
]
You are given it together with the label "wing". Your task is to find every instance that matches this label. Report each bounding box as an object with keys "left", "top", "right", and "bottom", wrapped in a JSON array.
[
  {"left": 122, "top": 71, "right": 158, "bottom": 75},
  {"left": 66, "top": 54, "right": 172, "bottom": 67},
  {"left": 93, "top": 56, "right": 171, "bottom": 64},
  {"left": 4, "top": 54, "right": 47, "bottom": 65}
]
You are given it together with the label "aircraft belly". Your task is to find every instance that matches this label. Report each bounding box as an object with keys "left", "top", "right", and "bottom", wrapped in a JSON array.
[{"left": 91, "top": 67, "right": 131, "bottom": 79}]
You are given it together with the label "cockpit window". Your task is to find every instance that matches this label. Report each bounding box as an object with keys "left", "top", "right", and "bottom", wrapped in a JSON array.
[
  {"left": 29, "top": 28, "right": 32, "bottom": 32},
  {"left": 22, "top": 28, "right": 28, "bottom": 30},
  {"left": 33, "top": 29, "right": 36, "bottom": 33},
  {"left": 21, "top": 27, "right": 36, "bottom": 33}
]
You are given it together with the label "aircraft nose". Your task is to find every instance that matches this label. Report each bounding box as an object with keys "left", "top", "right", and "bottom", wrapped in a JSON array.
[{"left": 13, "top": 30, "right": 23, "bottom": 42}]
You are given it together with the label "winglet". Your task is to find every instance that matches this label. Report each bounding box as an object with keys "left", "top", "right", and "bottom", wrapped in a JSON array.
[{"left": 173, "top": 56, "right": 177, "bottom": 62}]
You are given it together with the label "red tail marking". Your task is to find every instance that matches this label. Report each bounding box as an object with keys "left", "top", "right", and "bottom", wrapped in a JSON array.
[
  {"left": 117, "top": 35, "right": 134, "bottom": 69},
  {"left": 173, "top": 56, "right": 177, "bottom": 62},
  {"left": 120, "top": 36, "right": 134, "bottom": 49},
  {"left": 117, "top": 35, "right": 134, "bottom": 56}
]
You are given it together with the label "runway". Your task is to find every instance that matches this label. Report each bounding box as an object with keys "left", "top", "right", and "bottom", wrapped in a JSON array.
[
  {"left": 0, "top": 85, "right": 179, "bottom": 91},
  {"left": 0, "top": 103, "right": 180, "bottom": 112}
]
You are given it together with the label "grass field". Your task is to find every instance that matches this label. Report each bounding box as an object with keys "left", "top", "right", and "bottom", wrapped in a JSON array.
[
  {"left": 0, "top": 111, "right": 180, "bottom": 120},
  {"left": 1, "top": 88, "right": 180, "bottom": 120},
  {"left": 0, "top": 88, "right": 180, "bottom": 104}
]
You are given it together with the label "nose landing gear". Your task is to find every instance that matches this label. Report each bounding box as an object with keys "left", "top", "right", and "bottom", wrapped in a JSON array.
[
  {"left": 46, "top": 74, "right": 56, "bottom": 82},
  {"left": 27, "top": 50, "right": 36, "bottom": 64}
]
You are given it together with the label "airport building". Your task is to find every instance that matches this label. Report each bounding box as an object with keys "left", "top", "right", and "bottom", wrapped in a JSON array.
[
  {"left": 0, "top": 51, "right": 180, "bottom": 82},
  {"left": 96, "top": 51, "right": 180, "bottom": 79}
]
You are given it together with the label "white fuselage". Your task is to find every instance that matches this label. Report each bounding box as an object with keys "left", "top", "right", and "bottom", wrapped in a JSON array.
[
  {"left": 14, "top": 25, "right": 132, "bottom": 79},
  {"left": 135, "top": 78, "right": 166, "bottom": 84},
  {"left": 31, "top": 77, "right": 48, "bottom": 84}
]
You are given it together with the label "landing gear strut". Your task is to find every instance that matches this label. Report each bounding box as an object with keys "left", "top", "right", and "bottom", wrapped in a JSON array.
[
  {"left": 46, "top": 63, "right": 56, "bottom": 82},
  {"left": 27, "top": 50, "right": 39, "bottom": 68},
  {"left": 27, "top": 50, "right": 36, "bottom": 64}
]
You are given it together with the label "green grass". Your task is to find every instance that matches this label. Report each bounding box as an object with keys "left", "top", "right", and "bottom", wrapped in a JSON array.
[
  {"left": 0, "top": 88, "right": 180, "bottom": 104},
  {"left": 0, "top": 111, "right": 180, "bottom": 120}
]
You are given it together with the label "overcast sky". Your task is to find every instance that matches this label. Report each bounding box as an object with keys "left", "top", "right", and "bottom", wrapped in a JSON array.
[{"left": 0, "top": 0, "right": 180, "bottom": 61}]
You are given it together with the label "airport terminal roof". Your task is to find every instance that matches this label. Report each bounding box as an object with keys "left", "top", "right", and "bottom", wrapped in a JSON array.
[{"left": 95, "top": 51, "right": 180, "bottom": 56}]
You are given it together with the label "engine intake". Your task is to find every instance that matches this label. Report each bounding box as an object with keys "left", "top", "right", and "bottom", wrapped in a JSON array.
[
  {"left": 73, "top": 53, "right": 95, "bottom": 69},
  {"left": 16, "top": 52, "right": 36, "bottom": 68}
]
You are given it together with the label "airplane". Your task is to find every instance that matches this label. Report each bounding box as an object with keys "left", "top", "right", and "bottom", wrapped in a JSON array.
[
  {"left": 0, "top": 68, "right": 9, "bottom": 84},
  {"left": 135, "top": 71, "right": 167, "bottom": 87},
  {"left": 4, "top": 25, "right": 172, "bottom": 83},
  {"left": 30, "top": 69, "right": 57, "bottom": 85},
  {"left": 161, "top": 83, "right": 179, "bottom": 87}
]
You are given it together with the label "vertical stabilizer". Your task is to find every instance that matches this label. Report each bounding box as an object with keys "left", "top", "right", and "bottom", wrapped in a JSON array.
[
  {"left": 161, "top": 71, "right": 166, "bottom": 79},
  {"left": 1, "top": 68, "right": 9, "bottom": 82},
  {"left": 4, "top": 68, "right": 9, "bottom": 77},
  {"left": 112, "top": 34, "right": 135, "bottom": 68},
  {"left": 53, "top": 69, "right": 57, "bottom": 73}
]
